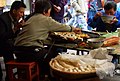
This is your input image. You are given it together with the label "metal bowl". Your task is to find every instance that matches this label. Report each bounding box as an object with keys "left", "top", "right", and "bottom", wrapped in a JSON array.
[
  {"left": 87, "top": 38, "right": 104, "bottom": 48},
  {"left": 101, "top": 15, "right": 115, "bottom": 23}
]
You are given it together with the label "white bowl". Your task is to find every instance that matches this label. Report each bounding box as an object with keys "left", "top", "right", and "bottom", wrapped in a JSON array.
[
  {"left": 87, "top": 38, "right": 104, "bottom": 48},
  {"left": 101, "top": 15, "right": 115, "bottom": 23}
]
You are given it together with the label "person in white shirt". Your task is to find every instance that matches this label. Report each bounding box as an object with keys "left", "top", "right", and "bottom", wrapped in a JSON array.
[{"left": 66, "top": 0, "right": 88, "bottom": 31}]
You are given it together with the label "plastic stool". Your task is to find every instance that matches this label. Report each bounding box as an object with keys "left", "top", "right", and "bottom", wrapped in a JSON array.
[{"left": 6, "top": 60, "right": 39, "bottom": 81}]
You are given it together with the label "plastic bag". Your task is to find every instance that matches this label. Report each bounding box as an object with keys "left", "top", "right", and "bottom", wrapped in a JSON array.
[{"left": 95, "top": 62, "right": 115, "bottom": 79}]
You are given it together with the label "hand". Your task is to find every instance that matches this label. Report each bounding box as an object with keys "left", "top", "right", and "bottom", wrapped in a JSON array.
[
  {"left": 110, "top": 17, "right": 118, "bottom": 24},
  {"left": 53, "top": 5, "right": 61, "bottom": 12},
  {"left": 73, "top": 28, "right": 81, "bottom": 34},
  {"left": 16, "top": 19, "right": 25, "bottom": 28},
  {"left": 14, "top": 19, "right": 25, "bottom": 32},
  {"left": 94, "top": 12, "right": 102, "bottom": 20}
]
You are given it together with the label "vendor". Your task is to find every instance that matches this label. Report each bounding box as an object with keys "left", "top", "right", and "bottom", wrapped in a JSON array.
[
  {"left": 14, "top": 0, "right": 81, "bottom": 80},
  {"left": 87, "top": 1, "right": 120, "bottom": 32}
]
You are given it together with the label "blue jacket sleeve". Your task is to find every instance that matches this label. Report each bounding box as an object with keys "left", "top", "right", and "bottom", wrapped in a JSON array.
[
  {"left": 115, "top": 10, "right": 120, "bottom": 27},
  {"left": 87, "top": 16, "right": 98, "bottom": 28}
]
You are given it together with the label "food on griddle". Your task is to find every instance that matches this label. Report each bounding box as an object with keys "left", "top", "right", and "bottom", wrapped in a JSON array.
[
  {"left": 103, "top": 36, "right": 119, "bottom": 47},
  {"left": 54, "top": 32, "right": 89, "bottom": 41},
  {"left": 77, "top": 42, "right": 87, "bottom": 48}
]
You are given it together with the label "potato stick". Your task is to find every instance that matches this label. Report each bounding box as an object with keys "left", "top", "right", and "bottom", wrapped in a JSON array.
[
  {"left": 53, "top": 60, "right": 64, "bottom": 70},
  {"left": 85, "top": 67, "right": 91, "bottom": 71},
  {"left": 63, "top": 68, "right": 68, "bottom": 72},
  {"left": 76, "top": 67, "right": 82, "bottom": 72},
  {"left": 73, "top": 68, "right": 78, "bottom": 72},
  {"left": 74, "top": 67, "right": 79, "bottom": 72},
  {"left": 80, "top": 66, "right": 85, "bottom": 72},
  {"left": 87, "top": 65, "right": 93, "bottom": 71},
  {"left": 57, "top": 60, "right": 74, "bottom": 68},
  {"left": 69, "top": 68, "right": 73, "bottom": 72}
]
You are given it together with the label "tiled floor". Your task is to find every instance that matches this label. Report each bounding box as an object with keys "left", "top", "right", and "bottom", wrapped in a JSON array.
[{"left": 1, "top": 51, "right": 120, "bottom": 81}]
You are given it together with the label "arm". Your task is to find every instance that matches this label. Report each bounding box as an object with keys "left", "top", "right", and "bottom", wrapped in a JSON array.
[
  {"left": 0, "top": 19, "right": 14, "bottom": 41},
  {"left": 53, "top": 0, "right": 67, "bottom": 13},
  {"left": 115, "top": 20, "right": 120, "bottom": 27},
  {"left": 48, "top": 17, "right": 72, "bottom": 32},
  {"left": 114, "top": 11, "right": 120, "bottom": 27},
  {"left": 71, "top": 0, "right": 88, "bottom": 14},
  {"left": 87, "top": 16, "right": 98, "bottom": 29},
  {"left": 47, "top": 17, "right": 81, "bottom": 33},
  {"left": 59, "top": 0, "right": 67, "bottom": 7},
  {"left": 87, "top": 12, "right": 102, "bottom": 29},
  {"left": 71, "top": 1, "right": 81, "bottom": 12}
]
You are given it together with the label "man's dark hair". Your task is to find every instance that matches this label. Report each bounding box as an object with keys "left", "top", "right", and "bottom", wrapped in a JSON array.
[
  {"left": 35, "top": 0, "right": 52, "bottom": 14},
  {"left": 10, "top": 1, "right": 26, "bottom": 12},
  {"left": 104, "top": 1, "right": 117, "bottom": 11}
]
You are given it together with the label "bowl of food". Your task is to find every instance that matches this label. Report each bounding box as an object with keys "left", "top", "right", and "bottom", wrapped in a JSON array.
[
  {"left": 49, "top": 59, "right": 96, "bottom": 79},
  {"left": 87, "top": 38, "right": 104, "bottom": 48},
  {"left": 101, "top": 15, "right": 115, "bottom": 23}
]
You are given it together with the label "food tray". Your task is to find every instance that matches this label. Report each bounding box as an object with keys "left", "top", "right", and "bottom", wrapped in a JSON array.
[
  {"left": 49, "top": 60, "right": 96, "bottom": 79},
  {"left": 81, "top": 30, "right": 100, "bottom": 38},
  {"left": 49, "top": 32, "right": 90, "bottom": 44},
  {"left": 51, "top": 37, "right": 82, "bottom": 44}
]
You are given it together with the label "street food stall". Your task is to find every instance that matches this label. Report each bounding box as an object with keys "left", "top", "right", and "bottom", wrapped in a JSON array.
[
  {"left": 44, "top": 31, "right": 120, "bottom": 81},
  {"left": 45, "top": 31, "right": 120, "bottom": 55}
]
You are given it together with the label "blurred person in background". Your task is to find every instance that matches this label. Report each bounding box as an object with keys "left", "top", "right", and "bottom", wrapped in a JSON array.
[
  {"left": 0, "top": 1, "right": 26, "bottom": 81},
  {"left": 97, "top": 0, "right": 104, "bottom": 10},
  {"left": 114, "top": 0, "right": 120, "bottom": 11},
  {"left": 64, "top": 3, "right": 73, "bottom": 23},
  {"left": 66, "top": 0, "right": 88, "bottom": 31},
  {"left": 87, "top": 0, "right": 98, "bottom": 30},
  {"left": 49, "top": 0, "right": 68, "bottom": 53},
  {"left": 70, "top": 0, "right": 88, "bottom": 19},
  {"left": 14, "top": 0, "right": 81, "bottom": 80},
  {"left": 87, "top": 1, "right": 120, "bottom": 32},
  {"left": 87, "top": 0, "right": 98, "bottom": 19},
  {"left": 50, "top": 0, "right": 67, "bottom": 23}
]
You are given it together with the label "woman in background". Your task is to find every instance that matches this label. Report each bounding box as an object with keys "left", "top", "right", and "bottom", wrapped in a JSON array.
[{"left": 50, "top": 0, "right": 68, "bottom": 23}]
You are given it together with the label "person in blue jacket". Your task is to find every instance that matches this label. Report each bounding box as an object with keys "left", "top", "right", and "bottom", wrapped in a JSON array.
[{"left": 87, "top": 1, "right": 120, "bottom": 32}]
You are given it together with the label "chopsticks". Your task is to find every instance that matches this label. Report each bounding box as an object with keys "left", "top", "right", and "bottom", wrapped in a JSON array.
[{"left": 106, "top": 30, "right": 109, "bottom": 33}]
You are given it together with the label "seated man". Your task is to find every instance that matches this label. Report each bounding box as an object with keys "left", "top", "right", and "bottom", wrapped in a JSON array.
[{"left": 87, "top": 1, "right": 120, "bottom": 32}]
